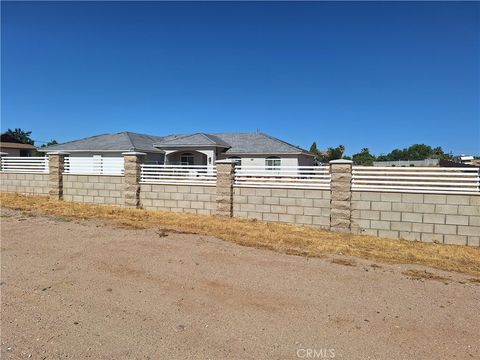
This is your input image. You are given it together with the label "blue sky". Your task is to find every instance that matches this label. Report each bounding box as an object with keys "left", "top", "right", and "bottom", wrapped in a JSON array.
[{"left": 1, "top": 1, "right": 479, "bottom": 155}]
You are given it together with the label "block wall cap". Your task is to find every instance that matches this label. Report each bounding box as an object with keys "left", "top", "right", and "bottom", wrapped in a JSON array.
[
  {"left": 330, "top": 159, "right": 353, "bottom": 164},
  {"left": 47, "top": 151, "right": 70, "bottom": 155},
  {"left": 121, "top": 152, "right": 147, "bottom": 156}
]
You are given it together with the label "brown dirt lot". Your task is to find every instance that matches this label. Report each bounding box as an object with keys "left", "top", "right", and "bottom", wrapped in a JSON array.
[{"left": 1, "top": 208, "right": 479, "bottom": 359}]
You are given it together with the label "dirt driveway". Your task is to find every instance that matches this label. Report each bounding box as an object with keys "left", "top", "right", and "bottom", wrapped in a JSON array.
[{"left": 1, "top": 208, "right": 479, "bottom": 359}]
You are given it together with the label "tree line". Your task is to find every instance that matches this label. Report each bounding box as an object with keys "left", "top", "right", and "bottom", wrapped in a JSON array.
[
  {"left": 3, "top": 128, "right": 57, "bottom": 148},
  {"left": 309, "top": 142, "right": 453, "bottom": 166}
]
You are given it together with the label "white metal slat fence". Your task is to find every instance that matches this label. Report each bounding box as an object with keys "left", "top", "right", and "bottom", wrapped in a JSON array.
[
  {"left": 352, "top": 166, "right": 480, "bottom": 194},
  {"left": 234, "top": 166, "right": 331, "bottom": 189},
  {"left": 0, "top": 157, "right": 49, "bottom": 173},
  {"left": 64, "top": 157, "right": 124, "bottom": 176},
  {"left": 141, "top": 165, "right": 217, "bottom": 185}
]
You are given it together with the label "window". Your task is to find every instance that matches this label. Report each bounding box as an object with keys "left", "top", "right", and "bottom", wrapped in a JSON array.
[
  {"left": 265, "top": 156, "right": 281, "bottom": 170},
  {"left": 180, "top": 153, "right": 194, "bottom": 166}
]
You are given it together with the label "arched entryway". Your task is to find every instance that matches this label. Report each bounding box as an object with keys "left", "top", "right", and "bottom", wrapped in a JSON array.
[{"left": 165, "top": 150, "right": 208, "bottom": 166}]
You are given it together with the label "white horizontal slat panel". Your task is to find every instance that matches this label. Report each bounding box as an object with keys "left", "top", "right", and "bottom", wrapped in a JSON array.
[
  {"left": 141, "top": 165, "right": 216, "bottom": 185},
  {"left": 64, "top": 157, "right": 124, "bottom": 175},
  {"left": 352, "top": 166, "right": 480, "bottom": 195},
  {"left": 234, "top": 166, "right": 331, "bottom": 189},
  {"left": 0, "top": 157, "right": 48, "bottom": 173}
]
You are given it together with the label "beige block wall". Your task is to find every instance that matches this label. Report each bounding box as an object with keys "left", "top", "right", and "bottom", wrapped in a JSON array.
[
  {"left": 63, "top": 175, "right": 124, "bottom": 206},
  {"left": 233, "top": 186, "right": 331, "bottom": 228},
  {"left": 140, "top": 184, "right": 216, "bottom": 215},
  {"left": 352, "top": 191, "right": 480, "bottom": 247},
  {"left": 0, "top": 172, "right": 49, "bottom": 195}
]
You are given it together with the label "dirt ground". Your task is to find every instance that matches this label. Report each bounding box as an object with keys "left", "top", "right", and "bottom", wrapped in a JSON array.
[{"left": 1, "top": 209, "right": 479, "bottom": 360}]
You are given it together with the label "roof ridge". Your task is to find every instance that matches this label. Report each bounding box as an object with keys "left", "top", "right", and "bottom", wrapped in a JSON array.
[
  {"left": 123, "top": 132, "right": 137, "bottom": 149},
  {"left": 199, "top": 133, "right": 220, "bottom": 144},
  {"left": 212, "top": 131, "right": 256, "bottom": 135},
  {"left": 257, "top": 132, "right": 308, "bottom": 153}
]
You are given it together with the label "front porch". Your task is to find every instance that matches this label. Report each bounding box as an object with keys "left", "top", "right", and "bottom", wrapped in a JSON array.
[{"left": 164, "top": 149, "right": 216, "bottom": 166}]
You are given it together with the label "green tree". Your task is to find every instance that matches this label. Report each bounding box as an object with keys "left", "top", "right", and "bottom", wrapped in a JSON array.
[
  {"left": 318, "top": 145, "right": 345, "bottom": 163},
  {"left": 40, "top": 140, "right": 58, "bottom": 148},
  {"left": 376, "top": 144, "right": 452, "bottom": 161},
  {"left": 5, "top": 128, "right": 34, "bottom": 145},
  {"left": 352, "top": 148, "right": 375, "bottom": 166},
  {"left": 309, "top": 142, "right": 319, "bottom": 157},
  {"left": 405, "top": 144, "right": 433, "bottom": 160}
]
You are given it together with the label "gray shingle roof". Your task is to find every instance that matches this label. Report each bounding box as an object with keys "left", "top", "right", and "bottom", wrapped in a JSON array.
[
  {"left": 153, "top": 133, "right": 231, "bottom": 148},
  {"left": 39, "top": 132, "right": 168, "bottom": 153},
  {"left": 40, "top": 131, "right": 312, "bottom": 156},
  {"left": 213, "top": 132, "right": 310, "bottom": 155}
]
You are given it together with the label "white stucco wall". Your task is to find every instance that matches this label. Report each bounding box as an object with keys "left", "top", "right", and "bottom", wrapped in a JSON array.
[
  {"left": 218, "top": 154, "right": 315, "bottom": 167},
  {"left": 39, "top": 150, "right": 314, "bottom": 167}
]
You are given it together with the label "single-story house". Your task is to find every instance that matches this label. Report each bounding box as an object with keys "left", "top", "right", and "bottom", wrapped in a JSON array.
[
  {"left": 39, "top": 131, "right": 315, "bottom": 166},
  {"left": 0, "top": 133, "right": 37, "bottom": 157}
]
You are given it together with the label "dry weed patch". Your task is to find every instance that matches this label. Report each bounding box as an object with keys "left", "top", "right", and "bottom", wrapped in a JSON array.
[
  {"left": 402, "top": 269, "right": 448, "bottom": 282},
  {"left": 331, "top": 258, "right": 357, "bottom": 266},
  {"left": 1, "top": 193, "right": 480, "bottom": 277}
]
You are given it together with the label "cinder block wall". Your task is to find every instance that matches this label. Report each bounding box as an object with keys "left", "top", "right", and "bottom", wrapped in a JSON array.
[
  {"left": 0, "top": 172, "right": 49, "bottom": 195},
  {"left": 140, "top": 184, "right": 216, "bottom": 215},
  {"left": 352, "top": 191, "right": 480, "bottom": 246},
  {"left": 233, "top": 187, "right": 331, "bottom": 228},
  {"left": 63, "top": 175, "right": 124, "bottom": 206},
  {"left": 3, "top": 167, "right": 479, "bottom": 248}
]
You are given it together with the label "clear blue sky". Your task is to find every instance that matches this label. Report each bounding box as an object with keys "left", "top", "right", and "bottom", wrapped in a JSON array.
[{"left": 1, "top": 1, "right": 479, "bottom": 155}]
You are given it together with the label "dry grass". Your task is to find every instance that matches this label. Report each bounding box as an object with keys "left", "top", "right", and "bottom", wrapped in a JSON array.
[{"left": 1, "top": 193, "right": 480, "bottom": 277}]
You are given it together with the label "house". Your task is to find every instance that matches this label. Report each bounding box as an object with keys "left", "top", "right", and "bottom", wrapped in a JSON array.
[
  {"left": 0, "top": 133, "right": 37, "bottom": 156},
  {"left": 39, "top": 131, "right": 315, "bottom": 166}
]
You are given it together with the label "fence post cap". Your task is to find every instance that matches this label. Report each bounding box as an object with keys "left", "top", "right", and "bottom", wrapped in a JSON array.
[
  {"left": 215, "top": 159, "right": 238, "bottom": 164},
  {"left": 46, "top": 151, "right": 70, "bottom": 155},
  {"left": 329, "top": 159, "right": 353, "bottom": 164},
  {"left": 121, "top": 151, "right": 147, "bottom": 156}
]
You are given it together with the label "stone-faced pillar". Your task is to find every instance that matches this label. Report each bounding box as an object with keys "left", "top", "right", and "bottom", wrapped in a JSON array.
[
  {"left": 47, "top": 152, "right": 69, "bottom": 200},
  {"left": 215, "top": 160, "right": 236, "bottom": 217},
  {"left": 122, "top": 152, "right": 146, "bottom": 208},
  {"left": 329, "top": 159, "right": 353, "bottom": 233}
]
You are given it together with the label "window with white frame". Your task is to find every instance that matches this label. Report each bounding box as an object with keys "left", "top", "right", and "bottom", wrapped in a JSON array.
[{"left": 265, "top": 156, "right": 281, "bottom": 170}]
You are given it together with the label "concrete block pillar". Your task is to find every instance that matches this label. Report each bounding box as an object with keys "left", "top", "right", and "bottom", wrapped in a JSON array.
[
  {"left": 215, "top": 160, "right": 236, "bottom": 217},
  {"left": 122, "top": 152, "right": 146, "bottom": 208},
  {"left": 47, "top": 152, "right": 69, "bottom": 200},
  {"left": 329, "top": 159, "right": 353, "bottom": 233}
]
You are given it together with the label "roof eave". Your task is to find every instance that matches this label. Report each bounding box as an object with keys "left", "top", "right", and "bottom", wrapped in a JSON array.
[
  {"left": 0, "top": 142, "right": 37, "bottom": 150},
  {"left": 224, "top": 151, "right": 315, "bottom": 157},
  {"left": 38, "top": 149, "right": 163, "bottom": 153}
]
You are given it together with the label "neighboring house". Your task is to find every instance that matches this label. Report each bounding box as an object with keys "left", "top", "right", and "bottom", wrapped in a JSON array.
[
  {"left": 0, "top": 133, "right": 37, "bottom": 156},
  {"left": 39, "top": 131, "right": 315, "bottom": 166}
]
